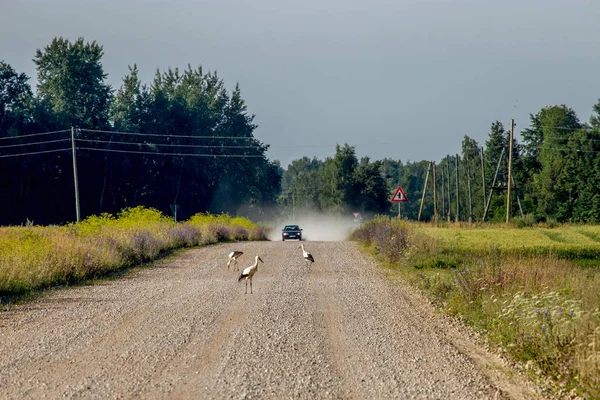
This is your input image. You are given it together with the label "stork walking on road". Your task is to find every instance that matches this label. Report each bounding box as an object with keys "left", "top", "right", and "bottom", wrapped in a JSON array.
[
  {"left": 227, "top": 251, "right": 244, "bottom": 270},
  {"left": 299, "top": 244, "right": 314, "bottom": 269},
  {"left": 238, "top": 255, "right": 264, "bottom": 294}
]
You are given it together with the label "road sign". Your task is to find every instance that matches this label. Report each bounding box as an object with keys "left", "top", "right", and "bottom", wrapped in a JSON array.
[
  {"left": 353, "top": 212, "right": 361, "bottom": 219},
  {"left": 391, "top": 186, "right": 408, "bottom": 203}
]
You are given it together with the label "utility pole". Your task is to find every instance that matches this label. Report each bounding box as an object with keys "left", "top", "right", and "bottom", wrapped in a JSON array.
[
  {"left": 418, "top": 162, "right": 431, "bottom": 221},
  {"left": 510, "top": 170, "right": 525, "bottom": 218},
  {"left": 480, "top": 147, "right": 486, "bottom": 220},
  {"left": 440, "top": 165, "right": 445, "bottom": 222},
  {"left": 446, "top": 156, "right": 451, "bottom": 222},
  {"left": 455, "top": 155, "right": 460, "bottom": 222},
  {"left": 71, "top": 126, "right": 81, "bottom": 222},
  {"left": 432, "top": 162, "right": 438, "bottom": 222},
  {"left": 506, "top": 119, "right": 515, "bottom": 223},
  {"left": 483, "top": 148, "right": 505, "bottom": 221},
  {"left": 466, "top": 149, "right": 473, "bottom": 223}
]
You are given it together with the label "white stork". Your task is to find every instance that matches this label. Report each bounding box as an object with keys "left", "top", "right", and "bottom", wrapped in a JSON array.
[
  {"left": 238, "top": 255, "right": 264, "bottom": 294},
  {"left": 227, "top": 251, "right": 244, "bottom": 270},
  {"left": 299, "top": 244, "right": 314, "bottom": 269}
]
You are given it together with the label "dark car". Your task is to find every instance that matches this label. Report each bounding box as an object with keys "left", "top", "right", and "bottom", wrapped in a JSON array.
[{"left": 282, "top": 225, "right": 302, "bottom": 241}]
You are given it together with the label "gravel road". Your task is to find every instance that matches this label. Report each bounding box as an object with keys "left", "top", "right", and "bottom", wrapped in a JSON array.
[{"left": 0, "top": 241, "right": 538, "bottom": 399}]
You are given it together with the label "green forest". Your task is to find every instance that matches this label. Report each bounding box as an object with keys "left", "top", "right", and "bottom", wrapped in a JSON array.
[{"left": 2, "top": 37, "right": 600, "bottom": 225}]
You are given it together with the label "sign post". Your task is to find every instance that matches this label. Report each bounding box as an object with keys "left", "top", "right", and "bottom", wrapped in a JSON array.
[{"left": 391, "top": 186, "right": 408, "bottom": 218}]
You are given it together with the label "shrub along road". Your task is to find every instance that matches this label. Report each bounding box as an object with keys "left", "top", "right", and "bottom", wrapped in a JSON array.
[{"left": 0, "top": 241, "right": 538, "bottom": 399}]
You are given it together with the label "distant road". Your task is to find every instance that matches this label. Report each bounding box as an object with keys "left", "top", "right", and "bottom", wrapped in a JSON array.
[{"left": 0, "top": 241, "right": 536, "bottom": 399}]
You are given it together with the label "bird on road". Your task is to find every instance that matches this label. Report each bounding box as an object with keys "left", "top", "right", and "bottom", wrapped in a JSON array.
[
  {"left": 299, "top": 244, "right": 314, "bottom": 269},
  {"left": 227, "top": 251, "right": 244, "bottom": 270},
  {"left": 238, "top": 255, "right": 264, "bottom": 294}
]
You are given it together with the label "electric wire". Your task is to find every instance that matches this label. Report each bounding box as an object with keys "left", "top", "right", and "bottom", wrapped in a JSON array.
[
  {"left": 76, "top": 147, "right": 265, "bottom": 157},
  {"left": 80, "top": 128, "right": 260, "bottom": 140},
  {"left": 75, "top": 138, "right": 263, "bottom": 149},
  {"left": 0, "top": 138, "right": 71, "bottom": 149},
  {"left": 0, "top": 129, "right": 70, "bottom": 140},
  {"left": 0, "top": 148, "right": 71, "bottom": 158}
]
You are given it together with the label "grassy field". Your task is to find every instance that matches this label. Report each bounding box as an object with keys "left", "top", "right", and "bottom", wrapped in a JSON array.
[
  {"left": 0, "top": 207, "right": 269, "bottom": 302},
  {"left": 353, "top": 218, "right": 600, "bottom": 399},
  {"left": 416, "top": 223, "right": 600, "bottom": 261}
]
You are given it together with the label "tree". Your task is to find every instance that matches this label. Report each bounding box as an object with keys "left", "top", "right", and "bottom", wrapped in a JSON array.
[
  {"left": 484, "top": 122, "right": 508, "bottom": 183},
  {"left": 353, "top": 158, "right": 389, "bottom": 215},
  {"left": 34, "top": 37, "right": 112, "bottom": 129},
  {"left": 522, "top": 105, "right": 582, "bottom": 220},
  {"left": 333, "top": 143, "right": 359, "bottom": 210},
  {"left": 461, "top": 135, "right": 481, "bottom": 221},
  {"left": 564, "top": 128, "right": 600, "bottom": 222},
  {"left": 590, "top": 99, "right": 600, "bottom": 129},
  {"left": 0, "top": 61, "right": 33, "bottom": 136},
  {"left": 110, "top": 64, "right": 143, "bottom": 132},
  {"left": 279, "top": 157, "right": 322, "bottom": 214}
]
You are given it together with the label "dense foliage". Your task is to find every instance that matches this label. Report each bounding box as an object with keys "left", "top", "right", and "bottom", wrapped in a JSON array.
[
  {"left": 0, "top": 38, "right": 280, "bottom": 225},
  {"left": 278, "top": 145, "right": 389, "bottom": 218},
  {"left": 3, "top": 36, "right": 600, "bottom": 224},
  {"left": 281, "top": 103, "right": 600, "bottom": 223}
]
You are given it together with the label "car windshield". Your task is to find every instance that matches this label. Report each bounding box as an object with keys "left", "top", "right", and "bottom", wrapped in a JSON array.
[{"left": 284, "top": 225, "right": 299, "bottom": 231}]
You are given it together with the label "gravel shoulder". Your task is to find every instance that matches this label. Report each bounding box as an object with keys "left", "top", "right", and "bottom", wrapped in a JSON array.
[{"left": 0, "top": 241, "right": 539, "bottom": 399}]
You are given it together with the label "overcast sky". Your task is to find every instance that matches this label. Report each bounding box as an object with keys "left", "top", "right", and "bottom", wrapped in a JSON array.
[{"left": 2, "top": 0, "right": 600, "bottom": 167}]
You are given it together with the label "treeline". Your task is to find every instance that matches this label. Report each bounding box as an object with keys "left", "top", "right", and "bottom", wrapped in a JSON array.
[
  {"left": 280, "top": 103, "right": 600, "bottom": 223},
  {"left": 3, "top": 37, "right": 600, "bottom": 225},
  {"left": 0, "top": 37, "right": 280, "bottom": 225},
  {"left": 278, "top": 144, "right": 389, "bottom": 218}
]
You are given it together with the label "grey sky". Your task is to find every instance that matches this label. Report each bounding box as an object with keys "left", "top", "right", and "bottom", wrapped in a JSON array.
[{"left": 2, "top": 0, "right": 600, "bottom": 168}]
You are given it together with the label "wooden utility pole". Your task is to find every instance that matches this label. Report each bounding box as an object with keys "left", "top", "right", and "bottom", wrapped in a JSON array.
[
  {"left": 510, "top": 170, "right": 525, "bottom": 218},
  {"left": 466, "top": 149, "right": 473, "bottom": 223},
  {"left": 455, "top": 155, "right": 460, "bottom": 222},
  {"left": 71, "top": 126, "right": 81, "bottom": 223},
  {"left": 432, "top": 162, "right": 438, "bottom": 221},
  {"left": 440, "top": 166, "right": 445, "bottom": 222},
  {"left": 506, "top": 119, "right": 515, "bottom": 223},
  {"left": 480, "top": 147, "right": 486, "bottom": 218},
  {"left": 483, "top": 148, "right": 505, "bottom": 221},
  {"left": 418, "top": 162, "right": 431, "bottom": 221},
  {"left": 446, "top": 156, "right": 451, "bottom": 222}
]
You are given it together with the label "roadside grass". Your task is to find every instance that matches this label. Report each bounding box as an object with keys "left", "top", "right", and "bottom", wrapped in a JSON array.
[
  {"left": 352, "top": 218, "right": 600, "bottom": 399},
  {"left": 0, "top": 207, "right": 269, "bottom": 303},
  {"left": 415, "top": 223, "right": 600, "bottom": 261}
]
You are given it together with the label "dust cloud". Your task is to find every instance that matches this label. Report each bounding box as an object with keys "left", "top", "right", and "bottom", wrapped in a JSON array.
[{"left": 265, "top": 213, "right": 362, "bottom": 242}]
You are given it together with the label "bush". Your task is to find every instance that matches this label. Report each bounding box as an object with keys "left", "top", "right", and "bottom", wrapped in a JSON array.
[
  {"left": 351, "top": 216, "right": 410, "bottom": 262},
  {"left": 0, "top": 207, "right": 267, "bottom": 301}
]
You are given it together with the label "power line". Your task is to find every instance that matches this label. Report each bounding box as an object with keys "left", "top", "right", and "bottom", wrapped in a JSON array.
[
  {"left": 76, "top": 138, "right": 263, "bottom": 149},
  {"left": 81, "top": 128, "right": 260, "bottom": 140},
  {"left": 0, "top": 138, "right": 71, "bottom": 149},
  {"left": 536, "top": 135, "right": 600, "bottom": 143},
  {"left": 77, "top": 147, "right": 265, "bottom": 157},
  {"left": 0, "top": 129, "right": 70, "bottom": 141},
  {"left": 270, "top": 142, "right": 390, "bottom": 148},
  {"left": 0, "top": 148, "right": 71, "bottom": 158},
  {"left": 533, "top": 125, "right": 595, "bottom": 131},
  {"left": 536, "top": 146, "right": 600, "bottom": 154}
]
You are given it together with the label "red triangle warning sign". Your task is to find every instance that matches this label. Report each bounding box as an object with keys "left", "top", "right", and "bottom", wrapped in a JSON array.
[{"left": 391, "top": 186, "right": 408, "bottom": 203}]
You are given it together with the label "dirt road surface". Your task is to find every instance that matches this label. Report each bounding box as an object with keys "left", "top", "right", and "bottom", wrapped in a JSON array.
[{"left": 0, "top": 241, "right": 537, "bottom": 399}]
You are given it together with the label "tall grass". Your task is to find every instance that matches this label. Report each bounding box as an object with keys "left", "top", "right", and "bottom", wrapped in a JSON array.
[
  {"left": 0, "top": 207, "right": 269, "bottom": 301},
  {"left": 352, "top": 218, "right": 600, "bottom": 398}
]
